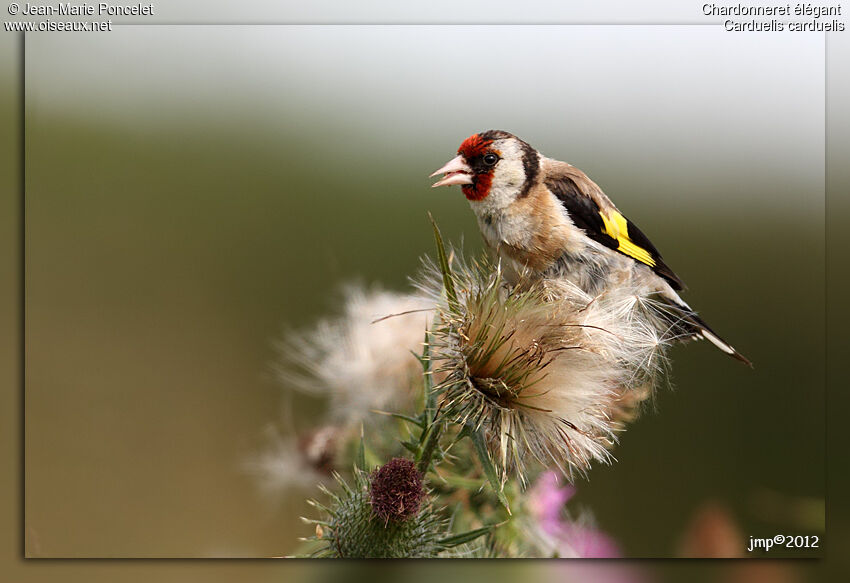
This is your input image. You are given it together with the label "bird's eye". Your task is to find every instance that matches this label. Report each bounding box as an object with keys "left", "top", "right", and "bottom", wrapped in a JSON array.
[{"left": 483, "top": 153, "right": 499, "bottom": 166}]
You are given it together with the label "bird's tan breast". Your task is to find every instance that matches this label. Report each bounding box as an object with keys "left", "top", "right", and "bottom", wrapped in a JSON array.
[{"left": 476, "top": 183, "right": 584, "bottom": 275}]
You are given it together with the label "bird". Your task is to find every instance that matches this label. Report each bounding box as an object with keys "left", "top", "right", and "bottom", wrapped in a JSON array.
[{"left": 430, "top": 129, "right": 750, "bottom": 365}]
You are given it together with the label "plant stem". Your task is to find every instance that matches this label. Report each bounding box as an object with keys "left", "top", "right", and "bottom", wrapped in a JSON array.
[{"left": 417, "top": 421, "right": 444, "bottom": 475}]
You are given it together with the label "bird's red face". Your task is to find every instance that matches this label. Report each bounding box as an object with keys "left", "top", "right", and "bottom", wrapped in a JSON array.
[{"left": 430, "top": 133, "right": 502, "bottom": 201}]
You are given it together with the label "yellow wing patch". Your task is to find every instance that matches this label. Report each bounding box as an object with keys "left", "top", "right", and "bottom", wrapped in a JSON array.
[{"left": 599, "top": 211, "right": 656, "bottom": 267}]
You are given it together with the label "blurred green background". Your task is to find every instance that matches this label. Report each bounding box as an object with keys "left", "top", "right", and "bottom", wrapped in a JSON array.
[{"left": 1, "top": 24, "right": 830, "bottom": 569}]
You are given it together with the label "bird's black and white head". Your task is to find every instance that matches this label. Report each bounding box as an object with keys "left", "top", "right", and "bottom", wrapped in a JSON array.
[{"left": 430, "top": 130, "right": 540, "bottom": 212}]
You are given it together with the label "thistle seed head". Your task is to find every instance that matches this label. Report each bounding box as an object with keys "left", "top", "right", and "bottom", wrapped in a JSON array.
[
  {"left": 416, "top": 255, "right": 669, "bottom": 482},
  {"left": 276, "top": 285, "right": 434, "bottom": 426}
]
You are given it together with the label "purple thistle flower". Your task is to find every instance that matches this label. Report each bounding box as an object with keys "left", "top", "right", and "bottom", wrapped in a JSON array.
[
  {"left": 369, "top": 458, "right": 425, "bottom": 522},
  {"left": 528, "top": 471, "right": 620, "bottom": 558}
]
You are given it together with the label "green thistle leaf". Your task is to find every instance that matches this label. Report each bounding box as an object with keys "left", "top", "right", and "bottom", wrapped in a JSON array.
[
  {"left": 400, "top": 440, "right": 420, "bottom": 455},
  {"left": 429, "top": 214, "right": 458, "bottom": 312},
  {"left": 463, "top": 425, "right": 511, "bottom": 514},
  {"left": 422, "top": 330, "right": 437, "bottom": 425},
  {"left": 380, "top": 412, "right": 425, "bottom": 429},
  {"left": 355, "top": 425, "right": 366, "bottom": 472},
  {"left": 437, "top": 524, "right": 498, "bottom": 549}
]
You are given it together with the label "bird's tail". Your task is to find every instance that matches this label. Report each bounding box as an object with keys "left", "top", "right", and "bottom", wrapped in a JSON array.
[
  {"left": 652, "top": 297, "right": 752, "bottom": 367},
  {"left": 687, "top": 312, "right": 752, "bottom": 366}
]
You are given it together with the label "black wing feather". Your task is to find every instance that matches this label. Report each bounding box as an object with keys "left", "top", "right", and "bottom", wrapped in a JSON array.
[{"left": 546, "top": 176, "right": 685, "bottom": 291}]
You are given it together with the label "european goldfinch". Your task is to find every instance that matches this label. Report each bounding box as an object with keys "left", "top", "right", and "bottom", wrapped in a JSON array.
[{"left": 430, "top": 130, "right": 750, "bottom": 365}]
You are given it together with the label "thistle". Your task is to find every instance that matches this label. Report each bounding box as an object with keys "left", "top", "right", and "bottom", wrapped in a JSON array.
[
  {"left": 281, "top": 219, "right": 684, "bottom": 557},
  {"left": 417, "top": 232, "right": 669, "bottom": 483},
  {"left": 370, "top": 458, "right": 426, "bottom": 523},
  {"left": 275, "top": 285, "right": 434, "bottom": 427},
  {"left": 305, "top": 458, "right": 488, "bottom": 558},
  {"left": 244, "top": 425, "right": 340, "bottom": 497}
]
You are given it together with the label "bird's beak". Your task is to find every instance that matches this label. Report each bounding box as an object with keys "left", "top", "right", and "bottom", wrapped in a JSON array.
[{"left": 430, "top": 155, "right": 474, "bottom": 188}]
